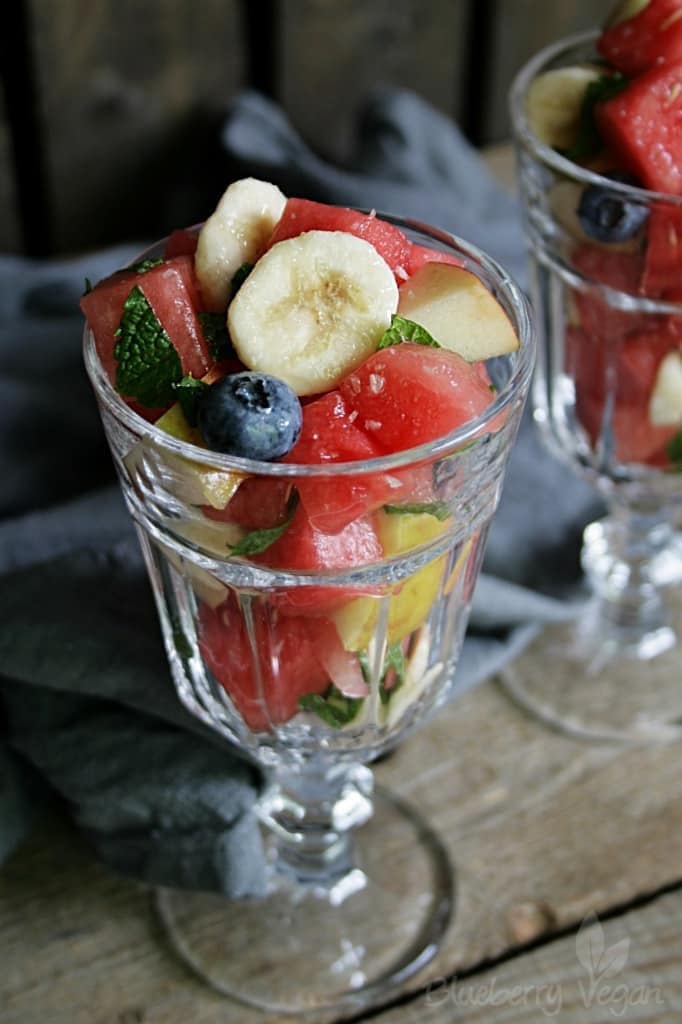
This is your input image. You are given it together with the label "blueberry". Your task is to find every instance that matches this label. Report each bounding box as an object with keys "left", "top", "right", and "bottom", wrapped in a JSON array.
[
  {"left": 577, "top": 172, "right": 649, "bottom": 243},
  {"left": 197, "top": 372, "right": 302, "bottom": 460}
]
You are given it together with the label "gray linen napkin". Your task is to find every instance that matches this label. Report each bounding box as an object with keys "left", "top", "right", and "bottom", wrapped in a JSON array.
[{"left": 0, "top": 88, "right": 598, "bottom": 893}]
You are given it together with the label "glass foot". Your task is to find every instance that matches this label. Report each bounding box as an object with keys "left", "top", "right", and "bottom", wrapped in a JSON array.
[
  {"left": 154, "top": 787, "right": 453, "bottom": 1014},
  {"left": 499, "top": 588, "right": 682, "bottom": 744},
  {"left": 583, "top": 520, "right": 682, "bottom": 590}
]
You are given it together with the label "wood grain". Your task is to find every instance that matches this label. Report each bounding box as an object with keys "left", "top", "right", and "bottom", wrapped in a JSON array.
[
  {"left": 2, "top": 674, "right": 682, "bottom": 1023},
  {"left": 277, "top": 0, "right": 472, "bottom": 162},
  {"left": 27, "top": 0, "right": 246, "bottom": 253},
  {"left": 481, "top": 0, "right": 616, "bottom": 142},
  {"left": 373, "top": 888, "right": 682, "bottom": 1022}
]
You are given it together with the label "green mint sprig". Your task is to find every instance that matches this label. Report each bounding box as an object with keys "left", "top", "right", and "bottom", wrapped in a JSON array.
[
  {"left": 171, "top": 375, "right": 209, "bottom": 427},
  {"left": 231, "top": 261, "right": 254, "bottom": 297},
  {"left": 114, "top": 285, "right": 182, "bottom": 407},
  {"left": 198, "top": 312, "right": 235, "bottom": 360},
  {"left": 379, "top": 642, "right": 406, "bottom": 705},
  {"left": 666, "top": 430, "right": 682, "bottom": 471},
  {"left": 299, "top": 685, "right": 364, "bottom": 728},
  {"left": 358, "top": 642, "right": 407, "bottom": 705},
  {"left": 130, "top": 257, "right": 164, "bottom": 274},
  {"left": 228, "top": 492, "right": 298, "bottom": 557},
  {"left": 383, "top": 501, "right": 451, "bottom": 521},
  {"left": 378, "top": 315, "right": 441, "bottom": 350},
  {"left": 563, "top": 72, "right": 628, "bottom": 162}
]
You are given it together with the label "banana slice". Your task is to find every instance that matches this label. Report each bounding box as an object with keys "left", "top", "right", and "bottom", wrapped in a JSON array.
[
  {"left": 195, "top": 178, "right": 286, "bottom": 311},
  {"left": 649, "top": 351, "right": 682, "bottom": 426},
  {"left": 228, "top": 230, "right": 399, "bottom": 396},
  {"left": 526, "top": 66, "right": 602, "bottom": 149}
]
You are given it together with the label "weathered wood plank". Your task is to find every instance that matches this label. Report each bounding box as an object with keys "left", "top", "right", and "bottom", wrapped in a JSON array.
[
  {"left": 374, "top": 888, "right": 682, "bottom": 1022},
  {"left": 2, "top": 673, "right": 682, "bottom": 1023},
  {"left": 0, "top": 90, "right": 21, "bottom": 252},
  {"left": 482, "top": 0, "right": 616, "bottom": 142},
  {"left": 277, "top": 0, "right": 473, "bottom": 162},
  {"left": 27, "top": 0, "right": 246, "bottom": 253}
]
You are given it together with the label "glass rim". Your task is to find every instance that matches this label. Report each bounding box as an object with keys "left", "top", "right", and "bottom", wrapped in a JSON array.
[
  {"left": 509, "top": 28, "right": 682, "bottom": 208},
  {"left": 83, "top": 216, "right": 535, "bottom": 479}
]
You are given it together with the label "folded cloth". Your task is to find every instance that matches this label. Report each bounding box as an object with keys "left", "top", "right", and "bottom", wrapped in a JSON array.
[{"left": 0, "top": 88, "right": 599, "bottom": 894}]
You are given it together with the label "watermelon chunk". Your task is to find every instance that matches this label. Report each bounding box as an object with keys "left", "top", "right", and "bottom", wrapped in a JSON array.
[
  {"left": 597, "top": 0, "right": 682, "bottom": 76},
  {"left": 339, "top": 343, "right": 495, "bottom": 454},
  {"left": 642, "top": 205, "right": 682, "bottom": 294},
  {"left": 405, "top": 244, "right": 463, "bottom": 277},
  {"left": 571, "top": 244, "right": 651, "bottom": 340},
  {"left": 255, "top": 504, "right": 384, "bottom": 614},
  {"left": 164, "top": 228, "right": 199, "bottom": 258},
  {"left": 199, "top": 594, "right": 338, "bottom": 731},
  {"left": 81, "top": 255, "right": 213, "bottom": 413},
  {"left": 595, "top": 62, "right": 682, "bottom": 194},
  {"left": 567, "top": 324, "right": 679, "bottom": 464},
  {"left": 267, "top": 197, "right": 412, "bottom": 282},
  {"left": 203, "top": 476, "right": 293, "bottom": 531},
  {"left": 282, "top": 391, "right": 403, "bottom": 532}
]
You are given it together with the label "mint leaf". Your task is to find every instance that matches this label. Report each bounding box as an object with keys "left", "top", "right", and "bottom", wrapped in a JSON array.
[
  {"left": 228, "top": 492, "right": 298, "bottom": 556},
  {"left": 378, "top": 315, "right": 441, "bottom": 350},
  {"left": 114, "top": 285, "right": 182, "bottom": 407},
  {"left": 172, "top": 625, "right": 193, "bottom": 662},
  {"left": 299, "top": 685, "right": 364, "bottom": 728},
  {"left": 198, "top": 312, "right": 234, "bottom": 360},
  {"left": 380, "top": 642, "right": 406, "bottom": 705},
  {"left": 563, "top": 72, "right": 628, "bottom": 161},
  {"left": 356, "top": 643, "right": 406, "bottom": 705},
  {"left": 130, "top": 257, "right": 164, "bottom": 274},
  {"left": 384, "top": 500, "right": 450, "bottom": 521},
  {"left": 171, "top": 374, "right": 208, "bottom": 427},
  {"left": 231, "top": 261, "right": 254, "bottom": 297},
  {"left": 666, "top": 430, "right": 682, "bottom": 470}
]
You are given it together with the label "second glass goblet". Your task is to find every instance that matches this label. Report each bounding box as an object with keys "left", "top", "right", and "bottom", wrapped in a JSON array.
[
  {"left": 84, "top": 217, "right": 533, "bottom": 1014},
  {"left": 507, "top": 31, "right": 682, "bottom": 743}
]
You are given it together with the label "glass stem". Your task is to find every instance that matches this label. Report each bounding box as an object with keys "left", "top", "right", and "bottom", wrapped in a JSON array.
[
  {"left": 257, "top": 759, "right": 374, "bottom": 887},
  {"left": 581, "top": 496, "right": 675, "bottom": 653}
]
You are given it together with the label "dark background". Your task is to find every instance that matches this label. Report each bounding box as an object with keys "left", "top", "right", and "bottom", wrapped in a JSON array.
[{"left": 1, "top": 0, "right": 613, "bottom": 258}]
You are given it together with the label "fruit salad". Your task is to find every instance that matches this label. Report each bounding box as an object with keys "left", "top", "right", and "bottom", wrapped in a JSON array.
[
  {"left": 522, "top": 0, "right": 682, "bottom": 469},
  {"left": 82, "top": 180, "right": 521, "bottom": 736}
]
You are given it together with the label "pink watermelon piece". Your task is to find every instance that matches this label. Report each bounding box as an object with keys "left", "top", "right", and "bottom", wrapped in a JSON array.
[
  {"left": 571, "top": 244, "right": 651, "bottom": 341},
  {"left": 597, "top": 0, "right": 682, "bottom": 76},
  {"left": 81, "top": 255, "right": 213, "bottom": 413},
  {"left": 595, "top": 61, "right": 682, "bottom": 194},
  {"left": 642, "top": 206, "right": 682, "bottom": 295},
  {"left": 406, "top": 245, "right": 463, "bottom": 277},
  {"left": 267, "top": 198, "right": 412, "bottom": 282}
]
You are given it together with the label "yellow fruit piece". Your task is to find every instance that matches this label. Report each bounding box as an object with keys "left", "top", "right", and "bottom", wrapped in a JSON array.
[
  {"left": 154, "top": 403, "right": 244, "bottom": 509},
  {"left": 161, "top": 518, "right": 245, "bottom": 610},
  {"left": 376, "top": 507, "right": 448, "bottom": 553},
  {"left": 396, "top": 263, "right": 519, "bottom": 362},
  {"left": 332, "top": 510, "right": 450, "bottom": 650},
  {"left": 332, "top": 596, "right": 379, "bottom": 652},
  {"left": 386, "top": 555, "right": 446, "bottom": 643}
]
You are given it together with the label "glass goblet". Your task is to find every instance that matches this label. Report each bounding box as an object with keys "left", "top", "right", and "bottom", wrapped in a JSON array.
[
  {"left": 83, "top": 218, "right": 534, "bottom": 1014},
  {"left": 507, "top": 31, "right": 682, "bottom": 743}
]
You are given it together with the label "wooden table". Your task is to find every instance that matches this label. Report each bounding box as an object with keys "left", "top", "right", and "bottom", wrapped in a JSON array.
[{"left": 3, "top": 150, "right": 682, "bottom": 1024}]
